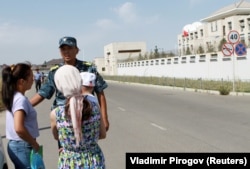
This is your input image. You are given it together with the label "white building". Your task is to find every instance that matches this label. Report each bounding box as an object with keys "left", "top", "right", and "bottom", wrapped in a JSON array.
[
  {"left": 102, "top": 42, "right": 147, "bottom": 75},
  {"left": 93, "top": 57, "right": 105, "bottom": 74},
  {"left": 178, "top": 0, "right": 250, "bottom": 56}
]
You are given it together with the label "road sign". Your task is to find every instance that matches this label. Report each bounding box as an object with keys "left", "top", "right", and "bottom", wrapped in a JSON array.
[
  {"left": 228, "top": 30, "right": 240, "bottom": 44},
  {"left": 235, "top": 43, "right": 247, "bottom": 56},
  {"left": 222, "top": 43, "right": 234, "bottom": 56}
]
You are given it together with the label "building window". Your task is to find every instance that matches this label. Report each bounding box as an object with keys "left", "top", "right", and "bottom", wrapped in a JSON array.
[
  {"left": 195, "top": 32, "right": 198, "bottom": 39},
  {"left": 118, "top": 49, "right": 141, "bottom": 53},
  {"left": 248, "top": 33, "right": 250, "bottom": 47},
  {"left": 190, "top": 33, "right": 193, "bottom": 40},
  {"left": 240, "top": 34, "right": 245, "bottom": 44},
  {"left": 191, "top": 45, "right": 194, "bottom": 53},
  {"left": 211, "top": 21, "right": 217, "bottom": 32},
  {"left": 228, "top": 22, "right": 232, "bottom": 31},
  {"left": 223, "top": 26, "right": 226, "bottom": 36},
  {"left": 200, "top": 29, "right": 203, "bottom": 37},
  {"left": 248, "top": 18, "right": 250, "bottom": 30},
  {"left": 239, "top": 20, "right": 245, "bottom": 32},
  {"left": 179, "top": 40, "right": 182, "bottom": 46}
]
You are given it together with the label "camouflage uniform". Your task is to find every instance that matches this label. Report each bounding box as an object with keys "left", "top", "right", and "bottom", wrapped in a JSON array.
[{"left": 38, "top": 59, "right": 108, "bottom": 109}]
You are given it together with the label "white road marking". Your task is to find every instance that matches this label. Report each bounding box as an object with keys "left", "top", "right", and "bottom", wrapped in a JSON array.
[
  {"left": 118, "top": 107, "right": 126, "bottom": 111},
  {"left": 151, "top": 123, "right": 167, "bottom": 131}
]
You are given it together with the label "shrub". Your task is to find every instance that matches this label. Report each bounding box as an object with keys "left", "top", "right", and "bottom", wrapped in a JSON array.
[{"left": 219, "top": 86, "right": 230, "bottom": 95}]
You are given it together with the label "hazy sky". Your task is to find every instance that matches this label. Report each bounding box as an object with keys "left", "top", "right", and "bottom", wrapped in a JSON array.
[{"left": 0, "top": 0, "right": 245, "bottom": 65}]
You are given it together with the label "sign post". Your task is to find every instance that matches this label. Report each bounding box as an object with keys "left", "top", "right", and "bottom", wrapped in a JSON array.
[{"left": 227, "top": 30, "right": 240, "bottom": 92}]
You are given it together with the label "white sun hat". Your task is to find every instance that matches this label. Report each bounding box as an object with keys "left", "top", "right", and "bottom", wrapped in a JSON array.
[{"left": 80, "top": 72, "right": 96, "bottom": 87}]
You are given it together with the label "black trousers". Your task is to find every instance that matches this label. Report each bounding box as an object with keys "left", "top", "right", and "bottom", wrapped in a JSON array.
[{"left": 35, "top": 80, "right": 41, "bottom": 92}]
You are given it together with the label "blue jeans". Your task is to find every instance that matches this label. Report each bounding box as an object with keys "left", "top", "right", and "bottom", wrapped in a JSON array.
[{"left": 7, "top": 140, "right": 32, "bottom": 169}]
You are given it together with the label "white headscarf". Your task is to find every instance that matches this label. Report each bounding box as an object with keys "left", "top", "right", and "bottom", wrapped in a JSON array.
[{"left": 54, "top": 65, "right": 83, "bottom": 147}]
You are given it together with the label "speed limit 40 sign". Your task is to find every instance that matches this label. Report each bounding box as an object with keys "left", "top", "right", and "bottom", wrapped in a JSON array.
[{"left": 228, "top": 30, "right": 240, "bottom": 44}]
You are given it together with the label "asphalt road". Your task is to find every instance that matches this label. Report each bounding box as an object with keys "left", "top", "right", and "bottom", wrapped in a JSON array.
[{"left": 0, "top": 81, "right": 250, "bottom": 169}]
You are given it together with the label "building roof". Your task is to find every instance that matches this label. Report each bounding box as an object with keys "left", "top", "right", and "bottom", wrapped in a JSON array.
[
  {"left": 46, "top": 58, "right": 63, "bottom": 65},
  {"left": 201, "top": 0, "right": 250, "bottom": 22}
]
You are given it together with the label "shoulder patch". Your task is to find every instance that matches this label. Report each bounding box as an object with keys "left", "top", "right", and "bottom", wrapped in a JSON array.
[
  {"left": 50, "top": 65, "right": 59, "bottom": 71},
  {"left": 83, "top": 61, "right": 92, "bottom": 66}
]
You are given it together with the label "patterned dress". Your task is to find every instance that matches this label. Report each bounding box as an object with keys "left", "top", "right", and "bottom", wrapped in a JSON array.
[{"left": 55, "top": 96, "right": 105, "bottom": 169}]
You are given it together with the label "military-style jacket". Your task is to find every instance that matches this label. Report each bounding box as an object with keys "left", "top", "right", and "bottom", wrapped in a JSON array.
[{"left": 38, "top": 59, "right": 108, "bottom": 109}]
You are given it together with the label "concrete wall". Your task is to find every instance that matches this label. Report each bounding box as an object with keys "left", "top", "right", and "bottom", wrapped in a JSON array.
[{"left": 117, "top": 49, "right": 250, "bottom": 81}]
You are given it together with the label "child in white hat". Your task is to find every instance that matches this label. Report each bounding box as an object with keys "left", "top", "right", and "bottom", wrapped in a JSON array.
[
  {"left": 80, "top": 72, "right": 106, "bottom": 137},
  {"left": 80, "top": 72, "right": 96, "bottom": 94}
]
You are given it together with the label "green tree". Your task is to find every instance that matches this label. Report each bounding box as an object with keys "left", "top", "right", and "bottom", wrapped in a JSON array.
[
  {"left": 207, "top": 45, "right": 215, "bottom": 53},
  {"left": 154, "top": 46, "right": 160, "bottom": 58},
  {"left": 198, "top": 45, "right": 205, "bottom": 54},
  {"left": 144, "top": 53, "right": 148, "bottom": 60},
  {"left": 186, "top": 47, "right": 191, "bottom": 55},
  {"left": 42, "top": 61, "right": 47, "bottom": 67},
  {"left": 149, "top": 51, "right": 154, "bottom": 59},
  {"left": 160, "top": 51, "right": 167, "bottom": 58},
  {"left": 218, "top": 38, "right": 227, "bottom": 51},
  {"left": 138, "top": 53, "right": 143, "bottom": 61}
]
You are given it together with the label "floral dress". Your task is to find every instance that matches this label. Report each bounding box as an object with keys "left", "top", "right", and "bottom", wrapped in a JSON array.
[{"left": 55, "top": 97, "right": 105, "bottom": 169}]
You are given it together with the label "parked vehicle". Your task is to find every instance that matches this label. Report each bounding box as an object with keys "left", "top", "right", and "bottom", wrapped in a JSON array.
[{"left": 0, "top": 134, "right": 8, "bottom": 169}]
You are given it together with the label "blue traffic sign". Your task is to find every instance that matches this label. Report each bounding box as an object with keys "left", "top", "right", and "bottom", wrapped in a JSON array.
[{"left": 235, "top": 43, "right": 247, "bottom": 56}]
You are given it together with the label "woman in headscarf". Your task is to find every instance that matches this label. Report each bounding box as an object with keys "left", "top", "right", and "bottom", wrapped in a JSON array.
[{"left": 50, "top": 65, "right": 106, "bottom": 169}]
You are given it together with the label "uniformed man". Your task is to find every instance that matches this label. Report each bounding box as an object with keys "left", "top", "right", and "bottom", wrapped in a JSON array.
[{"left": 30, "top": 36, "right": 109, "bottom": 131}]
